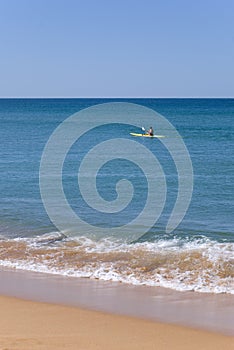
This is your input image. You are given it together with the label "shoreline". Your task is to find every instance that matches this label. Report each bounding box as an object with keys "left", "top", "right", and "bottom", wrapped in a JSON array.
[
  {"left": 1, "top": 295, "right": 233, "bottom": 350},
  {"left": 0, "top": 266, "right": 234, "bottom": 336}
]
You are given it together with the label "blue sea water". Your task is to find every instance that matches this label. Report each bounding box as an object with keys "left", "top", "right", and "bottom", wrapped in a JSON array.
[{"left": 0, "top": 98, "right": 233, "bottom": 293}]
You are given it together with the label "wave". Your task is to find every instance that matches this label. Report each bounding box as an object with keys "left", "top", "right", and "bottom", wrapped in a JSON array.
[{"left": 0, "top": 232, "right": 233, "bottom": 294}]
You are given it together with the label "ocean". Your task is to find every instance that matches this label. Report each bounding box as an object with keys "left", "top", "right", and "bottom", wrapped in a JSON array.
[{"left": 0, "top": 98, "right": 233, "bottom": 294}]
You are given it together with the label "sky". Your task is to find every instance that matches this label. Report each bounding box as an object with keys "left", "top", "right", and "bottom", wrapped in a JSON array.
[{"left": 0, "top": 0, "right": 233, "bottom": 97}]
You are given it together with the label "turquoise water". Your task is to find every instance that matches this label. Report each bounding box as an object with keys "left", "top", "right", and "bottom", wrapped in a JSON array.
[{"left": 0, "top": 98, "right": 233, "bottom": 293}]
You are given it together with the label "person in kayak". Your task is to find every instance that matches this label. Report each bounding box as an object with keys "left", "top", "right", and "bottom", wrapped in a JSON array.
[{"left": 147, "top": 126, "right": 154, "bottom": 136}]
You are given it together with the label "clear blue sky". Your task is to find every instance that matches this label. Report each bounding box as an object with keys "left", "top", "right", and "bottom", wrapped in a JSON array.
[{"left": 0, "top": 0, "right": 233, "bottom": 97}]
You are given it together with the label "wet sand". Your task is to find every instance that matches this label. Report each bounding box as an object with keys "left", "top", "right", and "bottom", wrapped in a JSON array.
[
  {"left": 0, "top": 267, "right": 233, "bottom": 335},
  {"left": 0, "top": 267, "right": 233, "bottom": 349},
  {"left": 0, "top": 295, "right": 233, "bottom": 350}
]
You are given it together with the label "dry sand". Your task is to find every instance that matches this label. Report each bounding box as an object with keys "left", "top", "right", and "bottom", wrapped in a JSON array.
[{"left": 0, "top": 295, "right": 233, "bottom": 350}]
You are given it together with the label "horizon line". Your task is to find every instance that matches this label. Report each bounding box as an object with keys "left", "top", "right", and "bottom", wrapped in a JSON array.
[{"left": 0, "top": 96, "right": 234, "bottom": 99}]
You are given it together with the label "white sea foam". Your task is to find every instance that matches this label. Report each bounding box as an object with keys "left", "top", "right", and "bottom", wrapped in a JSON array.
[{"left": 0, "top": 234, "right": 233, "bottom": 294}]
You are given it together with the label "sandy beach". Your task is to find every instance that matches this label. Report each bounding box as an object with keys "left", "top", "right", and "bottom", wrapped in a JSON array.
[
  {"left": 0, "top": 294, "right": 233, "bottom": 350},
  {"left": 0, "top": 268, "right": 233, "bottom": 350}
]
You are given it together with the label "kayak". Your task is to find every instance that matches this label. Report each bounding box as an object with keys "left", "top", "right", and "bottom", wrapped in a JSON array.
[{"left": 130, "top": 133, "right": 165, "bottom": 138}]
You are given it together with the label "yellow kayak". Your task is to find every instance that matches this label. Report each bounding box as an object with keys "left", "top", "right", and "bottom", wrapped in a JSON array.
[{"left": 130, "top": 133, "right": 165, "bottom": 138}]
